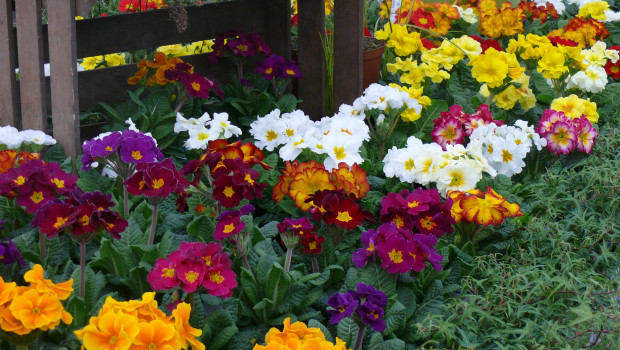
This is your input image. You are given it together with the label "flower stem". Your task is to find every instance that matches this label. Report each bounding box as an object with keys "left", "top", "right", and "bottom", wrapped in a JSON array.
[
  {"left": 39, "top": 231, "right": 46, "bottom": 262},
  {"left": 79, "top": 242, "right": 87, "bottom": 299},
  {"left": 123, "top": 184, "right": 129, "bottom": 219},
  {"left": 284, "top": 247, "right": 294, "bottom": 272},
  {"left": 311, "top": 256, "right": 320, "bottom": 273},
  {"left": 353, "top": 325, "right": 367, "bottom": 350},
  {"left": 147, "top": 204, "right": 159, "bottom": 245}
]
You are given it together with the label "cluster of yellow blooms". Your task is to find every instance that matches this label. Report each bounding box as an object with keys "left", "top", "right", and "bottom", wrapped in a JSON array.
[
  {"left": 0, "top": 265, "right": 73, "bottom": 338},
  {"left": 156, "top": 40, "right": 215, "bottom": 58},
  {"left": 74, "top": 292, "right": 205, "bottom": 350},
  {"left": 550, "top": 95, "right": 599, "bottom": 123},
  {"left": 477, "top": 0, "right": 524, "bottom": 39},
  {"left": 81, "top": 53, "right": 127, "bottom": 70},
  {"left": 378, "top": 0, "right": 459, "bottom": 36},
  {"left": 253, "top": 318, "right": 349, "bottom": 350}
]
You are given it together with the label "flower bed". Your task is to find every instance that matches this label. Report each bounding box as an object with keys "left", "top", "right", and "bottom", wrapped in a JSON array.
[{"left": 1, "top": 0, "right": 620, "bottom": 349}]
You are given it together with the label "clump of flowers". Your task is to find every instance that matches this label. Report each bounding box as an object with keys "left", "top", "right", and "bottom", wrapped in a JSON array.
[
  {"left": 273, "top": 161, "right": 369, "bottom": 211},
  {"left": 118, "top": 0, "right": 167, "bottom": 13},
  {"left": 327, "top": 283, "right": 388, "bottom": 349},
  {"left": 549, "top": 94, "right": 599, "bottom": 124},
  {"left": 383, "top": 136, "right": 496, "bottom": 195},
  {"left": 74, "top": 292, "right": 205, "bottom": 350},
  {"left": 213, "top": 204, "right": 255, "bottom": 270},
  {"left": 469, "top": 120, "right": 547, "bottom": 177},
  {"left": 255, "top": 53, "right": 304, "bottom": 97},
  {"left": 147, "top": 241, "right": 237, "bottom": 298},
  {"left": 449, "top": 187, "right": 523, "bottom": 227},
  {"left": 183, "top": 139, "right": 268, "bottom": 209},
  {"left": 431, "top": 104, "right": 498, "bottom": 150},
  {"left": 536, "top": 109, "right": 598, "bottom": 154},
  {"left": 308, "top": 189, "right": 373, "bottom": 234},
  {"left": 174, "top": 111, "right": 242, "bottom": 150},
  {"left": 0, "top": 159, "right": 78, "bottom": 214},
  {"left": 0, "top": 264, "right": 72, "bottom": 346},
  {"left": 208, "top": 28, "right": 271, "bottom": 65},
  {"left": 277, "top": 217, "right": 318, "bottom": 271},
  {"left": 547, "top": 16, "right": 609, "bottom": 48},
  {"left": 0, "top": 150, "right": 40, "bottom": 174},
  {"left": 0, "top": 126, "right": 56, "bottom": 150},
  {"left": 477, "top": 0, "right": 525, "bottom": 38},
  {"left": 253, "top": 317, "right": 347, "bottom": 350}
]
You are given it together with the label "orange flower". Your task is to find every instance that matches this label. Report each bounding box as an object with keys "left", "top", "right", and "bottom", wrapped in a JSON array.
[
  {"left": 289, "top": 167, "right": 335, "bottom": 211},
  {"left": 330, "top": 163, "right": 370, "bottom": 199},
  {"left": 23, "top": 264, "right": 73, "bottom": 300},
  {"left": 450, "top": 187, "right": 522, "bottom": 226},
  {"left": 172, "top": 302, "right": 205, "bottom": 350},
  {"left": 0, "top": 150, "right": 17, "bottom": 174},
  {"left": 78, "top": 310, "right": 140, "bottom": 350},
  {"left": 8, "top": 289, "right": 72, "bottom": 332},
  {"left": 133, "top": 319, "right": 183, "bottom": 350}
]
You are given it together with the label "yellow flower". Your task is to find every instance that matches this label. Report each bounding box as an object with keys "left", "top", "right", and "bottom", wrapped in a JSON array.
[
  {"left": 104, "top": 53, "right": 126, "bottom": 67},
  {"left": 78, "top": 310, "right": 140, "bottom": 350},
  {"left": 389, "top": 83, "right": 431, "bottom": 122},
  {"left": 578, "top": 1, "right": 609, "bottom": 21},
  {"left": 133, "top": 319, "right": 183, "bottom": 350},
  {"left": 422, "top": 62, "right": 450, "bottom": 83},
  {"left": 386, "top": 24, "right": 424, "bottom": 57},
  {"left": 550, "top": 94, "right": 598, "bottom": 123},
  {"left": 537, "top": 49, "right": 568, "bottom": 79},
  {"left": 81, "top": 55, "right": 104, "bottom": 70},
  {"left": 254, "top": 318, "right": 348, "bottom": 349},
  {"left": 172, "top": 302, "right": 205, "bottom": 350},
  {"left": 157, "top": 44, "right": 189, "bottom": 57},
  {"left": 0, "top": 276, "right": 17, "bottom": 307},
  {"left": 470, "top": 48, "right": 509, "bottom": 88},
  {"left": 9, "top": 289, "right": 72, "bottom": 332},
  {"left": 24, "top": 264, "right": 73, "bottom": 300}
]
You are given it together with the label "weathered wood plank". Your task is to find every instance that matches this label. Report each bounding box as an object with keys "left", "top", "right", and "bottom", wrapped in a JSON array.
[
  {"left": 0, "top": 0, "right": 19, "bottom": 126},
  {"left": 263, "top": 0, "right": 291, "bottom": 60},
  {"left": 15, "top": 0, "right": 47, "bottom": 130},
  {"left": 297, "top": 0, "right": 325, "bottom": 120},
  {"left": 333, "top": 0, "right": 363, "bottom": 109},
  {"left": 48, "top": 0, "right": 80, "bottom": 160}
]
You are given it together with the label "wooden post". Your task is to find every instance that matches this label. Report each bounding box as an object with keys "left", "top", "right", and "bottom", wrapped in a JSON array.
[
  {"left": 47, "top": 0, "right": 80, "bottom": 160},
  {"left": 15, "top": 0, "right": 47, "bottom": 131},
  {"left": 0, "top": 0, "right": 19, "bottom": 126},
  {"left": 333, "top": 0, "right": 363, "bottom": 109},
  {"left": 263, "top": 0, "right": 290, "bottom": 60},
  {"left": 297, "top": 0, "right": 325, "bottom": 120}
]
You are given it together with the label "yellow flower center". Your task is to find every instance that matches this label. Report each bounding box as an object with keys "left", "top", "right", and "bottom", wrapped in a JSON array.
[
  {"left": 203, "top": 256, "right": 212, "bottom": 266},
  {"left": 223, "top": 186, "right": 235, "bottom": 198},
  {"left": 132, "top": 150, "right": 143, "bottom": 160},
  {"left": 393, "top": 215, "right": 404, "bottom": 228},
  {"left": 265, "top": 130, "right": 278, "bottom": 141},
  {"left": 105, "top": 146, "right": 113, "bottom": 151},
  {"left": 419, "top": 18, "right": 428, "bottom": 25},
  {"left": 210, "top": 271, "right": 224, "bottom": 284},
  {"left": 30, "top": 191, "right": 44, "bottom": 204},
  {"left": 149, "top": 344, "right": 157, "bottom": 350},
  {"left": 367, "top": 242, "right": 375, "bottom": 253},
  {"left": 33, "top": 308, "right": 40, "bottom": 314},
  {"left": 487, "top": 144, "right": 494, "bottom": 154},
  {"left": 152, "top": 178, "right": 164, "bottom": 189},
  {"left": 79, "top": 215, "right": 90, "bottom": 226},
  {"left": 191, "top": 82, "right": 201, "bottom": 92},
  {"left": 420, "top": 216, "right": 437, "bottom": 230},
  {"left": 309, "top": 241, "right": 317, "bottom": 250},
  {"left": 238, "top": 44, "right": 248, "bottom": 52},
  {"left": 110, "top": 336, "right": 117, "bottom": 345},
  {"left": 286, "top": 69, "right": 295, "bottom": 75},
  {"left": 162, "top": 267, "right": 175, "bottom": 278},
  {"left": 408, "top": 201, "right": 419, "bottom": 208},
  {"left": 336, "top": 211, "right": 352, "bottom": 222},
  {"left": 501, "top": 149, "right": 513, "bottom": 163},
  {"left": 405, "top": 158, "right": 415, "bottom": 171},
  {"left": 14, "top": 176, "right": 25, "bottom": 185},
  {"left": 265, "top": 67, "right": 273, "bottom": 74},
  {"left": 333, "top": 146, "right": 347, "bottom": 160},
  {"left": 51, "top": 178, "right": 65, "bottom": 188},
  {"left": 286, "top": 129, "right": 295, "bottom": 137},
  {"left": 223, "top": 223, "right": 236, "bottom": 233},
  {"left": 185, "top": 271, "right": 200, "bottom": 283},
  {"left": 198, "top": 132, "right": 210, "bottom": 141},
  {"left": 388, "top": 249, "right": 403, "bottom": 263}
]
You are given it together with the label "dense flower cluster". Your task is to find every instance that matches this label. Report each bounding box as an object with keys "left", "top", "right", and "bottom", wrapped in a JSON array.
[
  {"left": 147, "top": 241, "right": 237, "bottom": 298},
  {"left": 327, "top": 282, "right": 388, "bottom": 332},
  {"left": 431, "top": 104, "right": 498, "bottom": 150},
  {"left": 253, "top": 317, "right": 348, "bottom": 350},
  {"left": 353, "top": 188, "right": 451, "bottom": 273},
  {"left": 74, "top": 292, "right": 205, "bottom": 350},
  {"left": 255, "top": 54, "right": 303, "bottom": 80},
  {"left": 308, "top": 190, "right": 373, "bottom": 230},
  {"left": 0, "top": 264, "right": 73, "bottom": 336},
  {"left": 0, "top": 159, "right": 78, "bottom": 213},
  {"left": 0, "top": 126, "right": 56, "bottom": 149},
  {"left": 31, "top": 188, "right": 128, "bottom": 240},
  {"left": 0, "top": 150, "right": 40, "bottom": 174},
  {"left": 383, "top": 136, "right": 496, "bottom": 195},
  {"left": 379, "top": 0, "right": 459, "bottom": 35},
  {"left": 214, "top": 204, "right": 254, "bottom": 240},
  {"left": 118, "top": 0, "right": 167, "bottom": 13},
  {"left": 208, "top": 28, "right": 271, "bottom": 64},
  {"left": 183, "top": 140, "right": 268, "bottom": 208},
  {"left": 469, "top": 120, "right": 547, "bottom": 177},
  {"left": 277, "top": 217, "right": 322, "bottom": 251},
  {"left": 125, "top": 158, "right": 189, "bottom": 210},
  {"left": 174, "top": 111, "right": 242, "bottom": 150},
  {"left": 273, "top": 161, "right": 369, "bottom": 211},
  {"left": 536, "top": 109, "right": 598, "bottom": 154},
  {"left": 449, "top": 187, "right": 523, "bottom": 226}
]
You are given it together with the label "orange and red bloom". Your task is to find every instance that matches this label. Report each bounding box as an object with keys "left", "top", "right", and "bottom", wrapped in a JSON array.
[{"left": 449, "top": 187, "right": 522, "bottom": 226}]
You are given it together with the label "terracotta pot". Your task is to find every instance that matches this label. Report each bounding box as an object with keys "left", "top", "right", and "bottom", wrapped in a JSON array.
[{"left": 362, "top": 44, "right": 385, "bottom": 90}]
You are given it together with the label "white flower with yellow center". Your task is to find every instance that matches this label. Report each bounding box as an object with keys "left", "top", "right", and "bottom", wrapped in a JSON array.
[
  {"left": 322, "top": 133, "right": 364, "bottom": 170},
  {"left": 436, "top": 162, "right": 481, "bottom": 195},
  {"left": 186, "top": 124, "right": 217, "bottom": 150},
  {"left": 250, "top": 109, "right": 286, "bottom": 151},
  {"left": 328, "top": 116, "right": 371, "bottom": 141},
  {"left": 411, "top": 145, "right": 444, "bottom": 186},
  {"left": 488, "top": 139, "right": 527, "bottom": 177},
  {"left": 279, "top": 131, "right": 312, "bottom": 161},
  {"left": 568, "top": 66, "right": 607, "bottom": 93},
  {"left": 174, "top": 112, "right": 211, "bottom": 133},
  {"left": 281, "top": 110, "right": 313, "bottom": 142},
  {"left": 208, "top": 112, "right": 242, "bottom": 138}
]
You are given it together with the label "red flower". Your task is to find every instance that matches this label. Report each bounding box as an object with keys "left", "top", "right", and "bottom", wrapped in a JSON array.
[
  {"left": 180, "top": 73, "right": 215, "bottom": 99},
  {"left": 410, "top": 8, "right": 435, "bottom": 29},
  {"left": 125, "top": 158, "right": 188, "bottom": 199},
  {"left": 212, "top": 175, "right": 244, "bottom": 208},
  {"left": 148, "top": 257, "right": 181, "bottom": 290},
  {"left": 214, "top": 210, "right": 245, "bottom": 240},
  {"left": 605, "top": 46, "right": 620, "bottom": 79},
  {"left": 310, "top": 190, "right": 371, "bottom": 230},
  {"left": 300, "top": 233, "right": 325, "bottom": 254},
  {"left": 31, "top": 200, "right": 80, "bottom": 238}
]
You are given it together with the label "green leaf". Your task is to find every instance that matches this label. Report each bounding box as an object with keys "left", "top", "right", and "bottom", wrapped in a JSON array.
[
  {"left": 241, "top": 268, "right": 260, "bottom": 305},
  {"left": 531, "top": 71, "right": 554, "bottom": 96},
  {"left": 295, "top": 287, "right": 323, "bottom": 313},
  {"left": 187, "top": 215, "right": 215, "bottom": 241},
  {"left": 66, "top": 295, "right": 86, "bottom": 328},
  {"left": 208, "top": 325, "right": 238, "bottom": 350},
  {"left": 95, "top": 238, "right": 128, "bottom": 276},
  {"left": 98, "top": 102, "right": 126, "bottom": 124},
  {"left": 277, "top": 94, "right": 298, "bottom": 112},
  {"left": 358, "top": 261, "right": 397, "bottom": 298},
  {"left": 308, "top": 265, "right": 345, "bottom": 287},
  {"left": 266, "top": 263, "right": 291, "bottom": 308},
  {"left": 413, "top": 279, "right": 444, "bottom": 323},
  {"left": 383, "top": 300, "right": 407, "bottom": 335},
  {"left": 336, "top": 317, "right": 359, "bottom": 347},
  {"left": 536, "top": 94, "right": 554, "bottom": 104},
  {"left": 119, "top": 217, "right": 146, "bottom": 246},
  {"left": 371, "top": 339, "right": 406, "bottom": 350}
]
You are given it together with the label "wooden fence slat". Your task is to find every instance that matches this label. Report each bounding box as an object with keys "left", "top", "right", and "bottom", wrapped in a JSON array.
[
  {"left": 0, "top": 0, "right": 19, "bottom": 126},
  {"left": 263, "top": 0, "right": 291, "bottom": 60},
  {"left": 15, "top": 0, "right": 47, "bottom": 130},
  {"left": 333, "top": 0, "right": 363, "bottom": 109},
  {"left": 298, "top": 0, "right": 325, "bottom": 120},
  {"left": 48, "top": 0, "right": 80, "bottom": 160}
]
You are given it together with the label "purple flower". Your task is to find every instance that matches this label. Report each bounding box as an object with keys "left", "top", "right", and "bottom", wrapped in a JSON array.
[
  {"left": 357, "top": 301, "right": 386, "bottom": 332},
  {"left": 279, "top": 60, "right": 303, "bottom": 79},
  {"left": 0, "top": 238, "right": 25, "bottom": 265},
  {"left": 352, "top": 228, "right": 379, "bottom": 268},
  {"left": 119, "top": 131, "right": 162, "bottom": 165},
  {"left": 327, "top": 291, "right": 358, "bottom": 324},
  {"left": 248, "top": 33, "right": 271, "bottom": 56},
  {"left": 353, "top": 282, "right": 388, "bottom": 308},
  {"left": 255, "top": 54, "right": 285, "bottom": 80}
]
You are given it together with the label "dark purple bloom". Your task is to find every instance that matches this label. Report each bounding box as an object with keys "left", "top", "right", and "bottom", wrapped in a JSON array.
[
  {"left": 279, "top": 60, "right": 303, "bottom": 79},
  {"left": 357, "top": 301, "right": 386, "bottom": 332},
  {"left": 353, "top": 282, "right": 388, "bottom": 308},
  {"left": 239, "top": 204, "right": 255, "bottom": 216},
  {"left": 255, "top": 54, "right": 285, "bottom": 80},
  {"left": 119, "top": 131, "right": 162, "bottom": 165},
  {"left": 0, "top": 238, "right": 25, "bottom": 265},
  {"left": 352, "top": 228, "right": 379, "bottom": 268},
  {"left": 327, "top": 291, "right": 358, "bottom": 324},
  {"left": 277, "top": 217, "right": 314, "bottom": 237},
  {"left": 248, "top": 33, "right": 271, "bottom": 56},
  {"left": 227, "top": 36, "right": 256, "bottom": 57}
]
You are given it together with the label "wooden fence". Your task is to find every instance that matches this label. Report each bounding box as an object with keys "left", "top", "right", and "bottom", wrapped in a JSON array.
[{"left": 0, "top": 0, "right": 363, "bottom": 160}]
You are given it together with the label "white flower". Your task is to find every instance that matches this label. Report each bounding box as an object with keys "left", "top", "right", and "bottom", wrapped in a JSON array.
[
  {"left": 322, "top": 133, "right": 364, "bottom": 170},
  {"left": 0, "top": 126, "right": 23, "bottom": 148},
  {"left": 174, "top": 112, "right": 211, "bottom": 133},
  {"left": 488, "top": 139, "right": 527, "bottom": 177},
  {"left": 20, "top": 130, "right": 49, "bottom": 145},
  {"left": 454, "top": 5, "right": 478, "bottom": 23},
  {"left": 209, "top": 112, "right": 242, "bottom": 138},
  {"left": 281, "top": 110, "right": 313, "bottom": 142},
  {"left": 410, "top": 146, "right": 444, "bottom": 186},
  {"left": 436, "top": 162, "right": 481, "bottom": 195},
  {"left": 185, "top": 124, "right": 217, "bottom": 150},
  {"left": 250, "top": 110, "right": 286, "bottom": 151},
  {"left": 125, "top": 118, "right": 138, "bottom": 131},
  {"left": 466, "top": 139, "right": 497, "bottom": 177},
  {"left": 328, "top": 116, "right": 371, "bottom": 141},
  {"left": 383, "top": 146, "right": 417, "bottom": 182},
  {"left": 279, "top": 132, "right": 311, "bottom": 161},
  {"left": 336, "top": 98, "right": 366, "bottom": 119},
  {"left": 568, "top": 66, "right": 608, "bottom": 93}
]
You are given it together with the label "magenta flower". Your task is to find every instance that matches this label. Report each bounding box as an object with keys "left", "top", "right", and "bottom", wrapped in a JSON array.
[
  {"left": 202, "top": 264, "right": 238, "bottom": 298},
  {"left": 125, "top": 158, "right": 189, "bottom": 201},
  {"left": 181, "top": 73, "right": 216, "bottom": 99},
  {"left": 148, "top": 257, "right": 181, "bottom": 290},
  {"left": 214, "top": 210, "right": 245, "bottom": 240},
  {"left": 176, "top": 259, "right": 207, "bottom": 293},
  {"left": 575, "top": 117, "right": 598, "bottom": 154},
  {"left": 0, "top": 238, "right": 25, "bottom": 265},
  {"left": 119, "top": 131, "right": 162, "bottom": 165},
  {"left": 31, "top": 200, "right": 80, "bottom": 238},
  {"left": 411, "top": 233, "right": 443, "bottom": 271},
  {"left": 545, "top": 121, "right": 578, "bottom": 154},
  {"left": 432, "top": 116, "right": 465, "bottom": 150},
  {"left": 376, "top": 236, "right": 414, "bottom": 274},
  {"left": 255, "top": 54, "right": 284, "bottom": 80},
  {"left": 357, "top": 301, "right": 386, "bottom": 332},
  {"left": 279, "top": 60, "right": 303, "bottom": 79}
]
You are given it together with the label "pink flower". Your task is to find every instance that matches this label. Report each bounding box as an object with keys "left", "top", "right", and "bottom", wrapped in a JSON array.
[
  {"left": 176, "top": 259, "right": 207, "bottom": 293},
  {"left": 376, "top": 236, "right": 414, "bottom": 274},
  {"left": 148, "top": 257, "right": 181, "bottom": 290},
  {"left": 202, "top": 264, "right": 237, "bottom": 298},
  {"left": 431, "top": 116, "right": 465, "bottom": 150},
  {"left": 545, "top": 121, "right": 578, "bottom": 154},
  {"left": 575, "top": 117, "right": 598, "bottom": 154}
]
